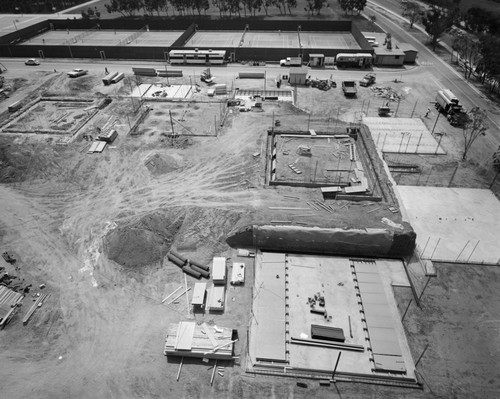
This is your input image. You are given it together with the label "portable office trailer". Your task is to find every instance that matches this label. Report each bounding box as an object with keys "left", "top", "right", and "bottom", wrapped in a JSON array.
[
  {"left": 212, "top": 257, "right": 227, "bottom": 285},
  {"left": 191, "top": 282, "right": 207, "bottom": 309}
]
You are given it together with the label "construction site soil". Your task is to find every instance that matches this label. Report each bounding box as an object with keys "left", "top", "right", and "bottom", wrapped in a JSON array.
[{"left": 0, "top": 59, "right": 499, "bottom": 399}]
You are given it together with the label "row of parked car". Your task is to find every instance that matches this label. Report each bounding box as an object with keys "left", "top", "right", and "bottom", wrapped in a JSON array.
[{"left": 24, "top": 58, "right": 88, "bottom": 77}]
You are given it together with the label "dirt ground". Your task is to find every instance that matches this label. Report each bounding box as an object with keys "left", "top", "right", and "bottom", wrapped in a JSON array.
[{"left": 0, "top": 55, "right": 499, "bottom": 399}]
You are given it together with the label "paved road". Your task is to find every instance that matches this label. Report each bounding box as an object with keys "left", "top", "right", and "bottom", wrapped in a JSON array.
[{"left": 366, "top": 0, "right": 500, "bottom": 146}]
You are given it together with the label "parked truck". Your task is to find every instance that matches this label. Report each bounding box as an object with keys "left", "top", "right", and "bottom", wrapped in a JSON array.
[
  {"left": 342, "top": 81, "right": 357, "bottom": 97},
  {"left": 280, "top": 57, "right": 302, "bottom": 67},
  {"left": 435, "top": 89, "right": 466, "bottom": 126}
]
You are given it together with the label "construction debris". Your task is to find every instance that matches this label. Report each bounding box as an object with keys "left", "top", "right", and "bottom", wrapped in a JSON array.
[
  {"left": 0, "top": 285, "right": 24, "bottom": 328},
  {"left": 370, "top": 86, "right": 403, "bottom": 102}
]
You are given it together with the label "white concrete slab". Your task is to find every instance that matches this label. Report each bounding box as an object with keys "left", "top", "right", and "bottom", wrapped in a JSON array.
[
  {"left": 397, "top": 186, "right": 500, "bottom": 264},
  {"left": 362, "top": 117, "right": 445, "bottom": 154}
]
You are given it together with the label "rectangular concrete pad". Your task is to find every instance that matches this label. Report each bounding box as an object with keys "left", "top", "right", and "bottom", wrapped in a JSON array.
[
  {"left": 356, "top": 273, "right": 383, "bottom": 284},
  {"left": 371, "top": 339, "right": 403, "bottom": 356},
  {"left": 357, "top": 281, "right": 385, "bottom": 294},
  {"left": 362, "top": 117, "right": 445, "bottom": 154},
  {"left": 397, "top": 186, "right": 500, "bottom": 264},
  {"left": 252, "top": 253, "right": 287, "bottom": 362},
  {"left": 364, "top": 314, "right": 394, "bottom": 329},
  {"left": 369, "top": 327, "right": 399, "bottom": 343},
  {"left": 359, "top": 292, "right": 388, "bottom": 304},
  {"left": 262, "top": 252, "right": 286, "bottom": 263}
]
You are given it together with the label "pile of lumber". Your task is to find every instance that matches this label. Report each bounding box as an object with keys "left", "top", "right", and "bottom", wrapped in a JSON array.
[
  {"left": 0, "top": 286, "right": 24, "bottom": 328},
  {"left": 22, "top": 292, "right": 49, "bottom": 326},
  {"left": 166, "top": 249, "right": 210, "bottom": 279}
]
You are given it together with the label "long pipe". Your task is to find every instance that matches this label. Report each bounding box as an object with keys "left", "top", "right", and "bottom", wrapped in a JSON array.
[
  {"left": 189, "top": 259, "right": 210, "bottom": 271},
  {"left": 170, "top": 249, "right": 187, "bottom": 263},
  {"left": 182, "top": 266, "right": 201, "bottom": 279},
  {"left": 189, "top": 264, "right": 210, "bottom": 278},
  {"left": 167, "top": 252, "right": 185, "bottom": 267}
]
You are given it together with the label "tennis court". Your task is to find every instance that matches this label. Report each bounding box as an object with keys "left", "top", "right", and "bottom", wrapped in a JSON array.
[
  {"left": 299, "top": 32, "right": 360, "bottom": 49},
  {"left": 186, "top": 30, "right": 244, "bottom": 48},
  {"left": 22, "top": 29, "right": 130, "bottom": 46},
  {"left": 241, "top": 31, "right": 299, "bottom": 48},
  {"left": 126, "top": 31, "right": 183, "bottom": 47}
]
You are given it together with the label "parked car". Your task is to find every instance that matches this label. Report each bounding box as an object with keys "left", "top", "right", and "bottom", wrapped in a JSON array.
[
  {"left": 67, "top": 68, "right": 88, "bottom": 78},
  {"left": 25, "top": 58, "right": 40, "bottom": 66}
]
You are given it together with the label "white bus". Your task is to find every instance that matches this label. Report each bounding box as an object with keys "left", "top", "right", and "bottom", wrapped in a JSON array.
[
  {"left": 169, "top": 49, "right": 226, "bottom": 65},
  {"left": 335, "top": 53, "right": 373, "bottom": 68}
]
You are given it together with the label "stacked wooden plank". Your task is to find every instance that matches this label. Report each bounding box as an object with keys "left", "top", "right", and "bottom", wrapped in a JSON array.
[
  {"left": 0, "top": 286, "right": 24, "bottom": 328},
  {"left": 97, "top": 129, "right": 117, "bottom": 143},
  {"left": 87, "top": 141, "right": 107, "bottom": 153},
  {"left": 22, "top": 292, "right": 49, "bottom": 326},
  {"left": 164, "top": 322, "right": 234, "bottom": 360},
  {"left": 157, "top": 69, "right": 183, "bottom": 77}
]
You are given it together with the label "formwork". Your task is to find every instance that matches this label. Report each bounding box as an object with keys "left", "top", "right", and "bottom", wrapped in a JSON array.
[
  {"left": 247, "top": 252, "right": 420, "bottom": 388},
  {"left": 268, "top": 127, "right": 386, "bottom": 202}
]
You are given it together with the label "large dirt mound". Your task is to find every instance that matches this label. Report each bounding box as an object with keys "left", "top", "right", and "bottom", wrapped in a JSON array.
[{"left": 104, "top": 209, "right": 185, "bottom": 267}]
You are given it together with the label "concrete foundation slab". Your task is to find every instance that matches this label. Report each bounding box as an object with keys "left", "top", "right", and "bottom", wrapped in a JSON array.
[
  {"left": 397, "top": 186, "right": 500, "bottom": 265},
  {"left": 362, "top": 117, "right": 445, "bottom": 154}
]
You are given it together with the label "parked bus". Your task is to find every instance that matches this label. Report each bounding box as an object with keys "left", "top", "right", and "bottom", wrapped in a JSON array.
[
  {"left": 169, "top": 49, "right": 226, "bottom": 65},
  {"left": 335, "top": 53, "right": 373, "bottom": 68}
]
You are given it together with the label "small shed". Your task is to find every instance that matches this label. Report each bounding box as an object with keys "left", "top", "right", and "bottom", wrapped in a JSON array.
[
  {"left": 191, "top": 282, "right": 207, "bottom": 309},
  {"left": 212, "top": 257, "right": 227, "bottom": 285},
  {"left": 289, "top": 67, "right": 309, "bottom": 85},
  {"left": 308, "top": 54, "right": 325, "bottom": 67},
  {"left": 373, "top": 47, "right": 405, "bottom": 66},
  {"left": 396, "top": 43, "right": 418, "bottom": 64}
]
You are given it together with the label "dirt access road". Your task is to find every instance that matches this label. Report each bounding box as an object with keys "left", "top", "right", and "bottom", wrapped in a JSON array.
[{"left": 0, "top": 60, "right": 498, "bottom": 399}]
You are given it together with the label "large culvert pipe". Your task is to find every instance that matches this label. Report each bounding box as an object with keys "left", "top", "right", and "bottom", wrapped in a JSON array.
[
  {"left": 189, "top": 264, "right": 210, "bottom": 278},
  {"left": 170, "top": 249, "right": 188, "bottom": 263},
  {"left": 167, "top": 252, "right": 186, "bottom": 267},
  {"left": 182, "top": 266, "right": 201, "bottom": 279},
  {"left": 189, "top": 259, "right": 210, "bottom": 272}
]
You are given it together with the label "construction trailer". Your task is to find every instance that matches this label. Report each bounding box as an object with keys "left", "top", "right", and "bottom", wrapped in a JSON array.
[
  {"left": 191, "top": 282, "right": 207, "bottom": 310},
  {"left": 212, "top": 257, "right": 227, "bottom": 285}
]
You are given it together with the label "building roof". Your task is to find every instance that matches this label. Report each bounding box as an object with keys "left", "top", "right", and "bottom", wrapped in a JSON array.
[
  {"left": 397, "top": 43, "right": 418, "bottom": 53},
  {"left": 374, "top": 47, "right": 405, "bottom": 57}
]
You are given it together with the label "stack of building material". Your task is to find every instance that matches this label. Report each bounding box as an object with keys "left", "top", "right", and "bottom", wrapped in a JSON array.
[
  {"left": 157, "top": 69, "right": 183, "bottom": 77},
  {"left": 311, "top": 324, "right": 345, "bottom": 342},
  {"left": 0, "top": 286, "right": 24, "bottom": 328},
  {"left": 22, "top": 292, "right": 48, "bottom": 326},
  {"left": 87, "top": 141, "right": 107, "bottom": 154},
  {"left": 213, "top": 84, "right": 227, "bottom": 95},
  {"left": 164, "top": 321, "right": 235, "bottom": 360},
  {"left": 97, "top": 129, "right": 118, "bottom": 143}
]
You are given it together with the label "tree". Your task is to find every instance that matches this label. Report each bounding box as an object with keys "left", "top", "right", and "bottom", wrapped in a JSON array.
[
  {"left": 452, "top": 32, "right": 481, "bottom": 80},
  {"left": 105, "top": 0, "right": 140, "bottom": 17},
  {"left": 421, "top": 1, "right": 456, "bottom": 51},
  {"left": 352, "top": 0, "right": 367, "bottom": 15},
  {"left": 338, "top": 0, "right": 354, "bottom": 15},
  {"left": 305, "top": 0, "right": 328, "bottom": 15},
  {"left": 285, "top": 0, "right": 297, "bottom": 15},
  {"left": 478, "top": 35, "right": 500, "bottom": 92},
  {"left": 461, "top": 107, "right": 488, "bottom": 161},
  {"left": 402, "top": 1, "right": 422, "bottom": 28},
  {"left": 493, "top": 146, "right": 500, "bottom": 171},
  {"left": 464, "top": 7, "right": 491, "bottom": 34}
]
